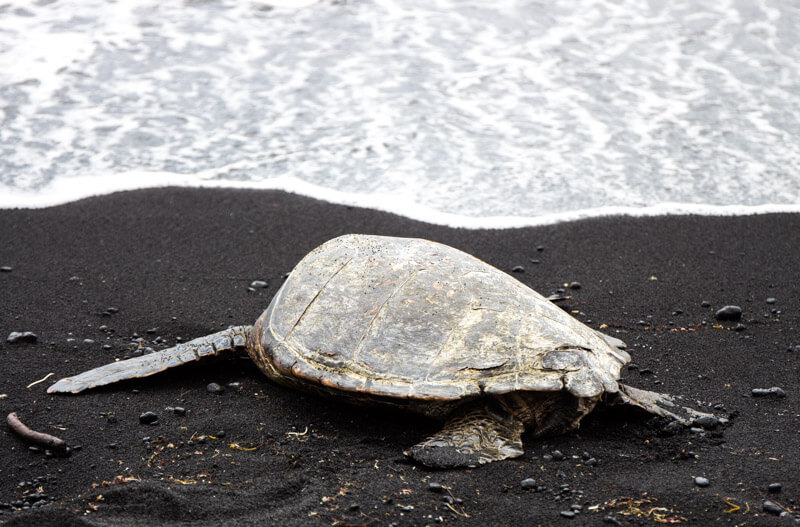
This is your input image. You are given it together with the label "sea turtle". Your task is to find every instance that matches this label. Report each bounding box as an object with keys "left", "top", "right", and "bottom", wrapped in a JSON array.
[{"left": 48, "top": 234, "right": 720, "bottom": 468}]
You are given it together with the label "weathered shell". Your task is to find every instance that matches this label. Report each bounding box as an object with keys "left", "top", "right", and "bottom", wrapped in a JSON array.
[{"left": 251, "top": 235, "right": 630, "bottom": 402}]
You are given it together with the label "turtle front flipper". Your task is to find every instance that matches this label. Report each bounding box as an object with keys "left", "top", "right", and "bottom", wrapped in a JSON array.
[
  {"left": 613, "top": 383, "right": 724, "bottom": 426},
  {"left": 404, "top": 402, "right": 525, "bottom": 468},
  {"left": 47, "top": 326, "right": 252, "bottom": 394}
]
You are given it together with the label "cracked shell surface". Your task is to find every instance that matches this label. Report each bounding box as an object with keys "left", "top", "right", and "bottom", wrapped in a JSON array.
[{"left": 252, "top": 235, "right": 630, "bottom": 402}]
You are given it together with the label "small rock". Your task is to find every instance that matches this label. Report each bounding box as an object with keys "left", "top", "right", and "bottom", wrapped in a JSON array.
[
  {"left": 520, "top": 478, "right": 536, "bottom": 489},
  {"left": 751, "top": 387, "right": 786, "bottom": 398},
  {"left": 787, "top": 345, "right": 800, "bottom": 353},
  {"left": 734, "top": 323, "right": 746, "bottom": 332},
  {"left": 700, "top": 300, "right": 710, "bottom": 307},
  {"left": 568, "top": 282, "right": 582, "bottom": 290},
  {"left": 585, "top": 458, "right": 597, "bottom": 466},
  {"left": 693, "top": 415, "right": 719, "bottom": 429},
  {"left": 551, "top": 450, "right": 564, "bottom": 461},
  {"left": 536, "top": 246, "right": 545, "bottom": 252},
  {"left": 768, "top": 483, "right": 782, "bottom": 493},
  {"left": 428, "top": 482, "right": 443, "bottom": 492},
  {"left": 714, "top": 305, "right": 742, "bottom": 321},
  {"left": 250, "top": 280, "right": 269, "bottom": 288},
  {"left": 694, "top": 476, "right": 710, "bottom": 487},
  {"left": 511, "top": 265, "right": 525, "bottom": 273},
  {"left": 173, "top": 407, "right": 186, "bottom": 416},
  {"left": 559, "top": 510, "right": 576, "bottom": 518},
  {"left": 766, "top": 298, "right": 776, "bottom": 304},
  {"left": 83, "top": 339, "right": 95, "bottom": 345},
  {"left": 570, "top": 504, "right": 582, "bottom": 512},
  {"left": 206, "top": 382, "right": 224, "bottom": 394},
  {"left": 528, "top": 258, "right": 541, "bottom": 264},
  {"left": 763, "top": 500, "right": 782, "bottom": 515},
  {"left": 7, "top": 332, "right": 38, "bottom": 344},
  {"left": 139, "top": 412, "right": 159, "bottom": 425},
  {"left": 0, "top": 266, "right": 12, "bottom": 272}
]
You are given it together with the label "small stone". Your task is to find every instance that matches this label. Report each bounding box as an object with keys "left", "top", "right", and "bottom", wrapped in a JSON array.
[
  {"left": 752, "top": 387, "right": 786, "bottom": 398},
  {"left": 215, "top": 430, "right": 226, "bottom": 438},
  {"left": 787, "top": 345, "right": 800, "bottom": 353},
  {"left": 250, "top": 280, "right": 269, "bottom": 288},
  {"left": 83, "top": 339, "right": 95, "bottom": 345},
  {"left": 139, "top": 411, "right": 159, "bottom": 425},
  {"left": 693, "top": 415, "right": 719, "bottom": 429},
  {"left": 0, "top": 266, "right": 12, "bottom": 272},
  {"left": 173, "top": 407, "right": 186, "bottom": 416},
  {"left": 428, "top": 482, "right": 443, "bottom": 492},
  {"left": 734, "top": 323, "right": 746, "bottom": 332},
  {"left": 714, "top": 305, "right": 742, "bottom": 321},
  {"left": 560, "top": 510, "right": 576, "bottom": 518},
  {"left": 7, "top": 331, "right": 38, "bottom": 344},
  {"left": 768, "top": 483, "right": 782, "bottom": 493},
  {"left": 107, "top": 307, "right": 119, "bottom": 314},
  {"left": 700, "top": 300, "right": 710, "bottom": 307},
  {"left": 520, "top": 478, "right": 536, "bottom": 489},
  {"left": 585, "top": 458, "right": 598, "bottom": 466},
  {"left": 694, "top": 476, "right": 710, "bottom": 487},
  {"left": 206, "top": 382, "right": 224, "bottom": 394},
  {"left": 766, "top": 298, "right": 776, "bottom": 304},
  {"left": 511, "top": 265, "right": 525, "bottom": 273},
  {"left": 570, "top": 504, "right": 582, "bottom": 512},
  {"left": 528, "top": 258, "right": 541, "bottom": 264},
  {"left": 551, "top": 450, "right": 564, "bottom": 461},
  {"left": 568, "top": 282, "right": 582, "bottom": 290},
  {"left": 763, "top": 500, "right": 782, "bottom": 515},
  {"left": 536, "top": 246, "right": 545, "bottom": 252}
]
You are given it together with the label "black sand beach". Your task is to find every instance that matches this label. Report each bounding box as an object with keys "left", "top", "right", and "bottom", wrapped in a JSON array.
[{"left": 1, "top": 188, "right": 798, "bottom": 526}]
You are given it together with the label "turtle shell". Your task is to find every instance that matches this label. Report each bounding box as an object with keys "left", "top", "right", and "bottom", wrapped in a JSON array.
[{"left": 252, "top": 235, "right": 630, "bottom": 403}]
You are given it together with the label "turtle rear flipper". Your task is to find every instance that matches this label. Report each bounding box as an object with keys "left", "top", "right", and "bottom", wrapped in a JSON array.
[
  {"left": 47, "top": 326, "right": 251, "bottom": 394},
  {"left": 404, "top": 402, "right": 525, "bottom": 468},
  {"left": 613, "top": 383, "right": 723, "bottom": 426}
]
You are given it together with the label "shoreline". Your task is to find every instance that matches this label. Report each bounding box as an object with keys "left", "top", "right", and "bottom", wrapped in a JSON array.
[
  {"left": 1, "top": 187, "right": 798, "bottom": 526},
  {"left": 2, "top": 181, "right": 799, "bottom": 229}
]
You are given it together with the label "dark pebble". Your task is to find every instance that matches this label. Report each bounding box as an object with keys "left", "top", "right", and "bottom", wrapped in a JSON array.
[
  {"left": 762, "top": 500, "right": 782, "bottom": 515},
  {"left": 7, "top": 331, "right": 38, "bottom": 344},
  {"left": 173, "top": 407, "right": 186, "bottom": 416},
  {"left": 215, "top": 430, "right": 226, "bottom": 438},
  {"left": 551, "top": 450, "right": 564, "bottom": 461},
  {"left": 520, "top": 478, "right": 536, "bottom": 489},
  {"left": 700, "top": 300, "right": 710, "bottom": 307},
  {"left": 536, "top": 246, "right": 544, "bottom": 252},
  {"left": 511, "top": 265, "right": 525, "bottom": 273},
  {"left": 83, "top": 338, "right": 95, "bottom": 345},
  {"left": 107, "top": 443, "right": 117, "bottom": 449},
  {"left": 788, "top": 345, "right": 800, "bottom": 353},
  {"left": 768, "top": 483, "right": 782, "bottom": 493},
  {"left": 568, "top": 282, "right": 581, "bottom": 290},
  {"left": 139, "top": 411, "right": 159, "bottom": 425},
  {"left": 0, "top": 266, "right": 12, "bottom": 272},
  {"left": 585, "top": 458, "right": 597, "bottom": 466},
  {"left": 107, "top": 415, "right": 118, "bottom": 424},
  {"left": 206, "top": 382, "right": 224, "bottom": 394},
  {"left": 146, "top": 328, "right": 157, "bottom": 334},
  {"left": 107, "top": 307, "right": 119, "bottom": 313},
  {"left": 27, "top": 446, "right": 40, "bottom": 454},
  {"left": 734, "top": 323, "right": 746, "bottom": 332},
  {"left": 348, "top": 503, "right": 360, "bottom": 511},
  {"left": 250, "top": 280, "right": 269, "bottom": 288},
  {"left": 693, "top": 415, "right": 719, "bottom": 429},
  {"left": 751, "top": 387, "right": 786, "bottom": 398},
  {"left": 102, "top": 344, "right": 112, "bottom": 350},
  {"left": 766, "top": 297, "right": 776, "bottom": 304},
  {"left": 694, "top": 476, "right": 710, "bottom": 487},
  {"left": 428, "top": 482, "right": 443, "bottom": 492},
  {"left": 528, "top": 258, "right": 541, "bottom": 264},
  {"left": 559, "top": 510, "right": 576, "bottom": 518},
  {"left": 714, "top": 305, "right": 742, "bottom": 321}
]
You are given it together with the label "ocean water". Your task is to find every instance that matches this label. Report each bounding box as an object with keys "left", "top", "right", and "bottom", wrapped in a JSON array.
[{"left": 0, "top": 0, "right": 798, "bottom": 227}]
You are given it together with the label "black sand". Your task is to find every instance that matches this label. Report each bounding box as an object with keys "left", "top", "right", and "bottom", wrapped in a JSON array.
[{"left": 1, "top": 188, "right": 798, "bottom": 526}]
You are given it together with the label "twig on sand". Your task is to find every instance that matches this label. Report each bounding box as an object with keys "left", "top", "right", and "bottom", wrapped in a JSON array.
[
  {"left": 26, "top": 372, "right": 55, "bottom": 389},
  {"left": 6, "top": 412, "right": 67, "bottom": 451}
]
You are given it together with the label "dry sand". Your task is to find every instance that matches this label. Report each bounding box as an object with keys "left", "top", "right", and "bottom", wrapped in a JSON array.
[{"left": 1, "top": 188, "right": 798, "bottom": 526}]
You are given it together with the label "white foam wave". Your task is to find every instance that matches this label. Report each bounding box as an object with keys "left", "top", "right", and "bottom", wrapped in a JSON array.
[{"left": 2, "top": 173, "right": 798, "bottom": 229}]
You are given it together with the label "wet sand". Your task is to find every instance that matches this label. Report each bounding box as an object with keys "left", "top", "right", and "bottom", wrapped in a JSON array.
[{"left": 1, "top": 188, "right": 798, "bottom": 526}]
